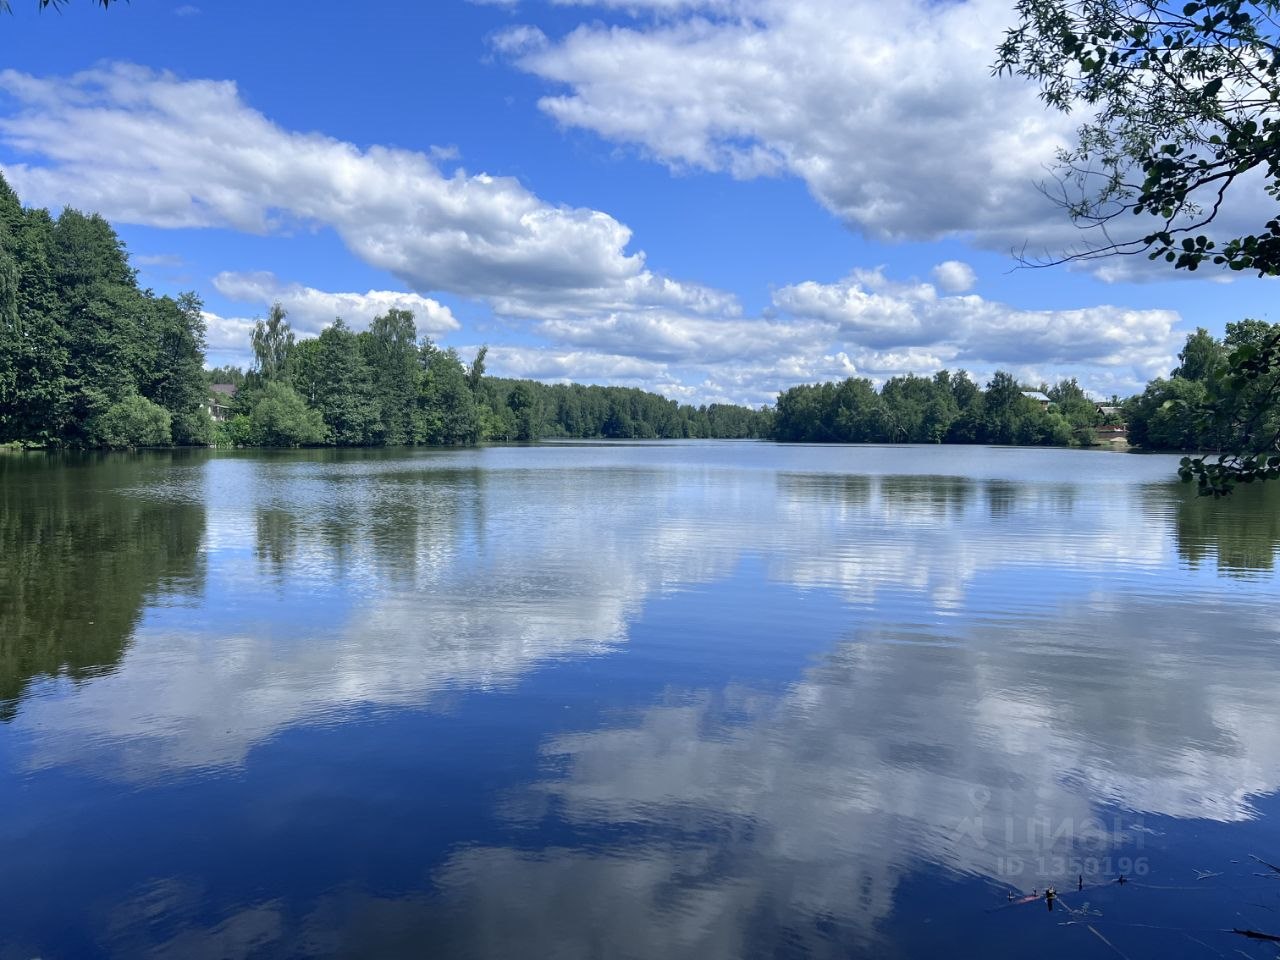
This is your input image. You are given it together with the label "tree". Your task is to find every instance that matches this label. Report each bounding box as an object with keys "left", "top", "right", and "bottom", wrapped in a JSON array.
[
  {"left": 1174, "top": 327, "right": 1226, "bottom": 381},
  {"left": 996, "top": 0, "right": 1280, "bottom": 275},
  {"left": 298, "top": 319, "right": 380, "bottom": 446},
  {"left": 359, "top": 308, "right": 420, "bottom": 445},
  {"left": 1047, "top": 377, "right": 1101, "bottom": 444},
  {"left": 468, "top": 345, "right": 488, "bottom": 394},
  {"left": 1125, "top": 376, "right": 1215, "bottom": 450},
  {"left": 143, "top": 291, "right": 209, "bottom": 444},
  {"left": 506, "top": 381, "right": 544, "bottom": 441},
  {"left": 250, "top": 302, "right": 294, "bottom": 382},
  {"left": 419, "top": 345, "right": 479, "bottom": 444},
  {"left": 996, "top": 1, "right": 1280, "bottom": 493},
  {"left": 982, "top": 371, "right": 1039, "bottom": 445},
  {"left": 50, "top": 209, "right": 147, "bottom": 446}
]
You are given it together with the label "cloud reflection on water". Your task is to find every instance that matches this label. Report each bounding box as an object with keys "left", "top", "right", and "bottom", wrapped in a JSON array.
[{"left": 3, "top": 446, "right": 1279, "bottom": 958}]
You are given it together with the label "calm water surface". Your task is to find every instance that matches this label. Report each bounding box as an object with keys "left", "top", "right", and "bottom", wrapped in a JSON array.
[{"left": 2, "top": 442, "right": 1279, "bottom": 959}]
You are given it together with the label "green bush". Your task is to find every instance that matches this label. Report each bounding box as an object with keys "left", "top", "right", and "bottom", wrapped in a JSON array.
[
  {"left": 249, "top": 381, "right": 327, "bottom": 447},
  {"left": 172, "top": 410, "right": 214, "bottom": 446},
  {"left": 214, "top": 415, "right": 250, "bottom": 447},
  {"left": 92, "top": 394, "right": 172, "bottom": 449}
]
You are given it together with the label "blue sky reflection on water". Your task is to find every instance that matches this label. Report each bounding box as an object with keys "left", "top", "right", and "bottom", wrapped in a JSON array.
[{"left": 1, "top": 443, "right": 1279, "bottom": 959}]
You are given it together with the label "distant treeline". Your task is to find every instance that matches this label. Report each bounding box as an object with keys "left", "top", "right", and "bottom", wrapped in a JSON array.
[
  {"left": 0, "top": 176, "right": 768, "bottom": 449},
  {"left": 215, "top": 305, "right": 771, "bottom": 447},
  {"left": 774, "top": 370, "right": 1115, "bottom": 447},
  {"left": 0, "top": 175, "right": 210, "bottom": 448},
  {"left": 476, "top": 379, "right": 770, "bottom": 441},
  {"left": 773, "top": 320, "right": 1280, "bottom": 453},
  {"left": 5, "top": 176, "right": 1275, "bottom": 454}
]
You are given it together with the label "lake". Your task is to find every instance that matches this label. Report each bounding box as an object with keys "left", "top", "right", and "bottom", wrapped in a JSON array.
[{"left": 2, "top": 442, "right": 1279, "bottom": 959}]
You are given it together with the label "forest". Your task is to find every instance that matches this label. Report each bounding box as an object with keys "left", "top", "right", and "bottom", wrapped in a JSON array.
[
  {"left": 0, "top": 176, "right": 210, "bottom": 448},
  {"left": 214, "top": 305, "right": 773, "bottom": 447},
  {"left": 774, "top": 319, "right": 1280, "bottom": 453},
  {"left": 3, "top": 175, "right": 1276, "bottom": 454},
  {"left": 773, "top": 370, "right": 1114, "bottom": 446},
  {"left": 0, "top": 176, "right": 769, "bottom": 449}
]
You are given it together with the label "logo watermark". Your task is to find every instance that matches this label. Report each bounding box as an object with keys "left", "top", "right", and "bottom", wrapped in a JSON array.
[{"left": 953, "top": 787, "right": 1151, "bottom": 882}]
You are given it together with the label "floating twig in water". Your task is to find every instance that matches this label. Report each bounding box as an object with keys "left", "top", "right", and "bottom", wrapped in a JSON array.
[
  {"left": 1248, "top": 855, "right": 1280, "bottom": 876},
  {"left": 1231, "top": 927, "right": 1280, "bottom": 943}
]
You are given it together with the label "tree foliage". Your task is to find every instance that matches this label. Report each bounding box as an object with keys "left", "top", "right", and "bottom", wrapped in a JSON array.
[
  {"left": 91, "top": 393, "right": 171, "bottom": 449},
  {"left": 996, "top": 1, "right": 1280, "bottom": 492},
  {"left": 239, "top": 381, "right": 327, "bottom": 448},
  {"left": 251, "top": 302, "right": 295, "bottom": 383},
  {"left": 996, "top": 0, "right": 1280, "bottom": 275},
  {"left": 0, "top": 175, "right": 210, "bottom": 449},
  {"left": 1114, "top": 321, "right": 1280, "bottom": 493},
  {"left": 772, "top": 371, "right": 1095, "bottom": 447},
  {"left": 208, "top": 305, "right": 766, "bottom": 448},
  {"left": 1175, "top": 320, "right": 1280, "bottom": 494},
  {"left": 360, "top": 307, "right": 419, "bottom": 445},
  {"left": 0, "top": 0, "right": 116, "bottom": 11},
  {"left": 474, "top": 378, "right": 772, "bottom": 441}
]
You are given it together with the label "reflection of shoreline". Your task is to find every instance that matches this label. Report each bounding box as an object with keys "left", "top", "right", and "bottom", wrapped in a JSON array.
[
  {"left": 8, "top": 455, "right": 1279, "bottom": 774},
  {"left": 1158, "top": 481, "right": 1280, "bottom": 574},
  {"left": 0, "top": 454, "right": 206, "bottom": 718},
  {"left": 3, "top": 448, "right": 1279, "bottom": 958}
]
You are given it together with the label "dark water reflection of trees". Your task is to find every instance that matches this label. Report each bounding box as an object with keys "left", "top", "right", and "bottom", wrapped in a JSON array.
[
  {"left": 4, "top": 455, "right": 1279, "bottom": 724},
  {"left": 1163, "top": 482, "right": 1280, "bottom": 575},
  {"left": 0, "top": 452, "right": 205, "bottom": 718}
]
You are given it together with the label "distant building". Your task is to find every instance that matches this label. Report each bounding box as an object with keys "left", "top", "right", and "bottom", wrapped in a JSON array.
[
  {"left": 207, "top": 383, "right": 237, "bottom": 422},
  {"left": 1091, "top": 402, "right": 1128, "bottom": 444},
  {"left": 1021, "top": 390, "right": 1051, "bottom": 410}
]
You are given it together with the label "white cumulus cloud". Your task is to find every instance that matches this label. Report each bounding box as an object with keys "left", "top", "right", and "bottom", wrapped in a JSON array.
[
  {"left": 0, "top": 63, "right": 645, "bottom": 306},
  {"left": 211, "top": 271, "right": 459, "bottom": 339},
  {"left": 503, "top": 0, "right": 1076, "bottom": 252},
  {"left": 773, "top": 269, "right": 1180, "bottom": 382},
  {"left": 931, "top": 260, "right": 976, "bottom": 294},
  {"left": 0, "top": 62, "right": 1192, "bottom": 404}
]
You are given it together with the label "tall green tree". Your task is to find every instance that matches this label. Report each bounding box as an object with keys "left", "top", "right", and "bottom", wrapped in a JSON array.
[
  {"left": 144, "top": 292, "right": 210, "bottom": 444},
  {"left": 420, "top": 342, "right": 479, "bottom": 444},
  {"left": 359, "top": 308, "right": 420, "bottom": 446},
  {"left": 298, "top": 319, "right": 380, "bottom": 446},
  {"left": 250, "top": 302, "right": 294, "bottom": 383},
  {"left": 506, "top": 381, "right": 550, "bottom": 442},
  {"left": 467, "top": 345, "right": 488, "bottom": 394},
  {"left": 982, "top": 371, "right": 1039, "bottom": 445},
  {"left": 49, "top": 209, "right": 148, "bottom": 446},
  {"left": 1174, "top": 327, "right": 1226, "bottom": 382}
]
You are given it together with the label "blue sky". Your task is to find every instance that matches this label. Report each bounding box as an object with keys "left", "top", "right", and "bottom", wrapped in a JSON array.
[{"left": 0, "top": 0, "right": 1273, "bottom": 404}]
